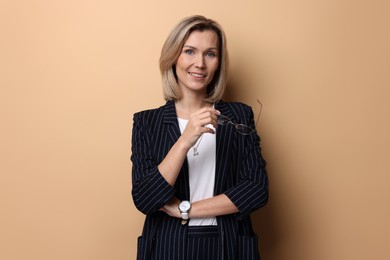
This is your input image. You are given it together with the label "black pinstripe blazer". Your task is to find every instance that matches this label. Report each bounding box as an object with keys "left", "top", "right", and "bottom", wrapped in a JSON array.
[{"left": 131, "top": 100, "right": 268, "bottom": 260}]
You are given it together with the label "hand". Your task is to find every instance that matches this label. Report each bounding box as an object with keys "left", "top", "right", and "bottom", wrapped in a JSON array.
[
  {"left": 180, "top": 107, "right": 220, "bottom": 149},
  {"left": 159, "top": 197, "right": 181, "bottom": 218}
]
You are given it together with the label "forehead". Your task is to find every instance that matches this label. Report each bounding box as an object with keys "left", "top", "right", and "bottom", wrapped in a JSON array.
[{"left": 184, "top": 30, "right": 219, "bottom": 49}]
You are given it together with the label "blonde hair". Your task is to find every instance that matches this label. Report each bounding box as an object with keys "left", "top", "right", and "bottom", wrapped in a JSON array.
[{"left": 159, "top": 15, "right": 229, "bottom": 102}]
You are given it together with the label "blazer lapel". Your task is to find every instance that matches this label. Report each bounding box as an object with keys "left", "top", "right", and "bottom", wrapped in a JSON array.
[
  {"left": 214, "top": 101, "right": 236, "bottom": 195},
  {"left": 163, "top": 100, "right": 181, "bottom": 144},
  {"left": 162, "top": 101, "right": 190, "bottom": 200},
  {"left": 161, "top": 101, "right": 237, "bottom": 199}
]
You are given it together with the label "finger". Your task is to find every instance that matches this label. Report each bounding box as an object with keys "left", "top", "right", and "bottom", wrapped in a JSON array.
[
  {"left": 198, "top": 116, "right": 218, "bottom": 129},
  {"left": 192, "top": 107, "right": 220, "bottom": 118},
  {"left": 201, "top": 126, "right": 215, "bottom": 135}
]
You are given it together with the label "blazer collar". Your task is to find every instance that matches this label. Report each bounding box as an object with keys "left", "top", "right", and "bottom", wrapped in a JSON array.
[
  {"left": 162, "top": 101, "right": 182, "bottom": 144},
  {"left": 163, "top": 100, "right": 234, "bottom": 119},
  {"left": 214, "top": 101, "right": 236, "bottom": 194},
  {"left": 162, "top": 100, "right": 179, "bottom": 124},
  {"left": 162, "top": 100, "right": 235, "bottom": 122},
  {"left": 161, "top": 99, "right": 236, "bottom": 145},
  {"left": 161, "top": 100, "right": 236, "bottom": 195},
  {"left": 214, "top": 101, "right": 234, "bottom": 120}
]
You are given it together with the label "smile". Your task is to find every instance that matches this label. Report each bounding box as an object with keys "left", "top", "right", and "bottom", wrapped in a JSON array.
[{"left": 188, "top": 72, "right": 206, "bottom": 78}]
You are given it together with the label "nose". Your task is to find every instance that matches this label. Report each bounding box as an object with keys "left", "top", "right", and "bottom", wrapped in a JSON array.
[{"left": 194, "top": 54, "right": 206, "bottom": 69}]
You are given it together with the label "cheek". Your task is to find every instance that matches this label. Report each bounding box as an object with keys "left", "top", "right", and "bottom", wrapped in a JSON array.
[{"left": 176, "top": 55, "right": 191, "bottom": 68}]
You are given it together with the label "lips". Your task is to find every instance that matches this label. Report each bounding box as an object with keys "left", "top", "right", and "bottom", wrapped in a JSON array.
[{"left": 188, "top": 72, "right": 206, "bottom": 78}]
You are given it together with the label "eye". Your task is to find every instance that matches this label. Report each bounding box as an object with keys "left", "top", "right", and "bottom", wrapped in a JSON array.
[
  {"left": 206, "top": 51, "right": 217, "bottom": 57},
  {"left": 184, "top": 49, "right": 194, "bottom": 55}
]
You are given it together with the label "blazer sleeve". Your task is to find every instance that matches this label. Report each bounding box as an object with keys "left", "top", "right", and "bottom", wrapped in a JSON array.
[
  {"left": 223, "top": 105, "right": 269, "bottom": 220},
  {"left": 131, "top": 112, "right": 176, "bottom": 215}
]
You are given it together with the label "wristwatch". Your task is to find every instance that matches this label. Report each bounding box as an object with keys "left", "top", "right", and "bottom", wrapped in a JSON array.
[{"left": 178, "top": 200, "right": 191, "bottom": 225}]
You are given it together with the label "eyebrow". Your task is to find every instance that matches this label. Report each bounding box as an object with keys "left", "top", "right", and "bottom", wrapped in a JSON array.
[{"left": 183, "top": 45, "right": 218, "bottom": 51}]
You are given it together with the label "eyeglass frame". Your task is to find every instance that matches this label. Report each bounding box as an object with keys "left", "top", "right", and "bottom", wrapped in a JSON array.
[{"left": 217, "top": 99, "right": 262, "bottom": 135}]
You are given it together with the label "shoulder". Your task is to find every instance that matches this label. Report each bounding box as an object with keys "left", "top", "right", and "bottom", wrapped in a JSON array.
[
  {"left": 133, "top": 100, "right": 176, "bottom": 127},
  {"left": 221, "top": 101, "right": 251, "bottom": 111},
  {"left": 134, "top": 105, "right": 163, "bottom": 119},
  {"left": 133, "top": 103, "right": 167, "bottom": 125},
  {"left": 217, "top": 101, "right": 253, "bottom": 118}
]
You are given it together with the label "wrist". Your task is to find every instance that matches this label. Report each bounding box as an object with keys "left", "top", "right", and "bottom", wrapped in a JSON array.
[
  {"left": 188, "top": 201, "right": 197, "bottom": 219},
  {"left": 177, "top": 136, "right": 192, "bottom": 152},
  {"left": 178, "top": 200, "right": 191, "bottom": 225},
  {"left": 177, "top": 135, "right": 191, "bottom": 151}
]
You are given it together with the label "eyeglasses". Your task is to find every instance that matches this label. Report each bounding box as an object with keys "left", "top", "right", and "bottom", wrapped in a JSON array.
[{"left": 217, "top": 99, "right": 262, "bottom": 135}]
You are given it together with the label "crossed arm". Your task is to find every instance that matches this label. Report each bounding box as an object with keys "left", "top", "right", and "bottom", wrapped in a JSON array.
[
  {"left": 157, "top": 107, "right": 238, "bottom": 219},
  {"left": 132, "top": 105, "right": 268, "bottom": 219}
]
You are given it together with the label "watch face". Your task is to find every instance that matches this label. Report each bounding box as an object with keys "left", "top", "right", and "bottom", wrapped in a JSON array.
[{"left": 179, "top": 201, "right": 191, "bottom": 211}]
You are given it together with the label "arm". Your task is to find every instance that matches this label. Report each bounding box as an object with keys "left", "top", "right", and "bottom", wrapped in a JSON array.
[
  {"left": 161, "top": 105, "right": 268, "bottom": 220},
  {"left": 157, "top": 106, "right": 220, "bottom": 186},
  {"left": 131, "top": 112, "right": 176, "bottom": 214},
  {"left": 131, "top": 107, "right": 220, "bottom": 214},
  {"left": 223, "top": 105, "right": 269, "bottom": 219},
  {"left": 191, "top": 194, "right": 238, "bottom": 218},
  {"left": 161, "top": 104, "right": 268, "bottom": 219},
  {"left": 160, "top": 194, "right": 238, "bottom": 219}
]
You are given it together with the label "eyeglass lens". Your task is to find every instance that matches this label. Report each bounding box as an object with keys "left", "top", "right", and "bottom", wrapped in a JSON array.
[
  {"left": 217, "top": 100, "right": 262, "bottom": 135},
  {"left": 217, "top": 114, "right": 254, "bottom": 135}
]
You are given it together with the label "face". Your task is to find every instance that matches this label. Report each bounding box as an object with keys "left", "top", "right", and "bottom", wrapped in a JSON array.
[{"left": 175, "top": 30, "right": 219, "bottom": 96}]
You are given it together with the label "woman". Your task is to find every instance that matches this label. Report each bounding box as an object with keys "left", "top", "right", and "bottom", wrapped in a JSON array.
[{"left": 131, "top": 15, "right": 268, "bottom": 260}]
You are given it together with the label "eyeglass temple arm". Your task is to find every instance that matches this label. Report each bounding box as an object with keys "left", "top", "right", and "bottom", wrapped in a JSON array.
[{"left": 255, "top": 99, "right": 262, "bottom": 127}]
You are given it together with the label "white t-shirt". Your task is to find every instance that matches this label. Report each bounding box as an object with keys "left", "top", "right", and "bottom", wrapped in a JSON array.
[{"left": 177, "top": 118, "right": 217, "bottom": 226}]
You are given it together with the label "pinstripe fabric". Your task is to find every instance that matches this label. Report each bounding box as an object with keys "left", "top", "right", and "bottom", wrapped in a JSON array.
[
  {"left": 131, "top": 100, "right": 268, "bottom": 260},
  {"left": 186, "top": 226, "right": 219, "bottom": 260}
]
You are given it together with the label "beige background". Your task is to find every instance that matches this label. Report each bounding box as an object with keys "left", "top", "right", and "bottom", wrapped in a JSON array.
[{"left": 1, "top": 0, "right": 389, "bottom": 259}]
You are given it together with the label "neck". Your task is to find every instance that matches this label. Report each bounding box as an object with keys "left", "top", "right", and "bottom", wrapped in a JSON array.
[{"left": 175, "top": 97, "right": 211, "bottom": 119}]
